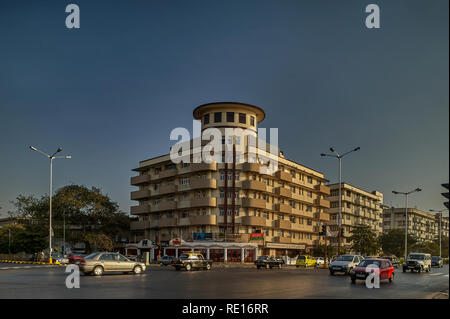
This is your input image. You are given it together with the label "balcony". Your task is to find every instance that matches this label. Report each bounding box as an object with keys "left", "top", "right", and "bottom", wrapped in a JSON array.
[
  {"left": 242, "top": 198, "right": 268, "bottom": 210},
  {"left": 190, "top": 178, "right": 217, "bottom": 190},
  {"left": 190, "top": 215, "right": 217, "bottom": 225},
  {"left": 242, "top": 180, "right": 267, "bottom": 192},
  {"left": 130, "top": 220, "right": 150, "bottom": 230},
  {"left": 314, "top": 198, "right": 330, "bottom": 208},
  {"left": 291, "top": 223, "right": 314, "bottom": 232},
  {"left": 157, "top": 184, "right": 178, "bottom": 196},
  {"left": 314, "top": 212, "right": 330, "bottom": 221},
  {"left": 190, "top": 162, "right": 217, "bottom": 172},
  {"left": 190, "top": 197, "right": 217, "bottom": 207},
  {"left": 275, "top": 171, "right": 292, "bottom": 182},
  {"left": 240, "top": 216, "right": 267, "bottom": 227},
  {"left": 273, "top": 236, "right": 291, "bottom": 244},
  {"left": 314, "top": 184, "right": 330, "bottom": 195},
  {"left": 150, "top": 201, "right": 177, "bottom": 212},
  {"left": 274, "top": 187, "right": 292, "bottom": 198},
  {"left": 273, "top": 219, "right": 291, "bottom": 230},
  {"left": 131, "top": 190, "right": 151, "bottom": 200},
  {"left": 157, "top": 217, "right": 178, "bottom": 228},
  {"left": 242, "top": 163, "right": 270, "bottom": 175},
  {"left": 130, "top": 205, "right": 151, "bottom": 215},
  {"left": 130, "top": 175, "right": 151, "bottom": 185},
  {"left": 275, "top": 203, "right": 292, "bottom": 214}
]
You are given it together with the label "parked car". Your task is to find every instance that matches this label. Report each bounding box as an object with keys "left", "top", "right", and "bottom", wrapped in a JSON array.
[
  {"left": 329, "top": 255, "right": 364, "bottom": 275},
  {"left": 171, "top": 253, "right": 212, "bottom": 271},
  {"left": 52, "top": 253, "right": 69, "bottom": 264},
  {"left": 68, "top": 253, "right": 85, "bottom": 264},
  {"left": 350, "top": 258, "right": 395, "bottom": 284},
  {"left": 158, "top": 255, "right": 175, "bottom": 266},
  {"left": 431, "top": 256, "right": 444, "bottom": 268},
  {"left": 296, "top": 255, "right": 317, "bottom": 268},
  {"left": 402, "top": 253, "right": 432, "bottom": 273},
  {"left": 315, "top": 257, "right": 325, "bottom": 266},
  {"left": 255, "top": 256, "right": 284, "bottom": 269},
  {"left": 380, "top": 256, "right": 400, "bottom": 268},
  {"left": 78, "top": 252, "right": 146, "bottom": 276}
]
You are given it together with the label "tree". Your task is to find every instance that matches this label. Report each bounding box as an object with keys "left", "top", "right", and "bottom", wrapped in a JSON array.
[
  {"left": 82, "top": 233, "right": 113, "bottom": 253},
  {"left": 349, "top": 225, "right": 380, "bottom": 256},
  {"left": 411, "top": 241, "right": 439, "bottom": 256},
  {"left": 312, "top": 243, "right": 336, "bottom": 257},
  {"left": 378, "top": 229, "right": 418, "bottom": 257},
  {"left": 0, "top": 224, "right": 47, "bottom": 254}
]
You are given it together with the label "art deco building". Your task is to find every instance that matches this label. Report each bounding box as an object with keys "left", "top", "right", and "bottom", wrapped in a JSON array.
[
  {"left": 326, "top": 183, "right": 383, "bottom": 251},
  {"left": 129, "top": 102, "right": 331, "bottom": 262},
  {"left": 382, "top": 207, "right": 449, "bottom": 242}
]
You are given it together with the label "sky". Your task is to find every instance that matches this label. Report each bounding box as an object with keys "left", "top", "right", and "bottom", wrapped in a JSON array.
[{"left": 0, "top": 0, "right": 448, "bottom": 218}]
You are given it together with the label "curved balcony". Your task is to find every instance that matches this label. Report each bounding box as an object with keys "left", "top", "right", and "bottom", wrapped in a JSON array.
[
  {"left": 242, "top": 180, "right": 267, "bottom": 192},
  {"left": 314, "top": 198, "right": 330, "bottom": 208},
  {"left": 190, "top": 162, "right": 217, "bottom": 172},
  {"left": 273, "top": 219, "right": 291, "bottom": 230},
  {"left": 189, "top": 215, "right": 217, "bottom": 225},
  {"left": 275, "top": 171, "right": 292, "bottom": 183},
  {"left": 274, "top": 187, "right": 292, "bottom": 198},
  {"left": 150, "top": 201, "right": 177, "bottom": 212},
  {"left": 131, "top": 190, "right": 151, "bottom": 200},
  {"left": 130, "top": 175, "right": 151, "bottom": 185},
  {"left": 190, "top": 178, "right": 217, "bottom": 190},
  {"left": 275, "top": 203, "right": 292, "bottom": 214},
  {"left": 130, "top": 205, "right": 151, "bottom": 215},
  {"left": 242, "top": 198, "right": 268, "bottom": 210},
  {"left": 240, "top": 216, "right": 267, "bottom": 227},
  {"left": 315, "top": 184, "right": 331, "bottom": 195},
  {"left": 190, "top": 197, "right": 217, "bottom": 207}
]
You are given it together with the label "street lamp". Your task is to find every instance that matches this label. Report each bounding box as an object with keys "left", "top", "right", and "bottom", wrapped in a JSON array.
[
  {"left": 430, "top": 209, "right": 448, "bottom": 258},
  {"left": 321, "top": 146, "right": 360, "bottom": 255},
  {"left": 29, "top": 146, "right": 71, "bottom": 263},
  {"left": 392, "top": 188, "right": 422, "bottom": 260}
]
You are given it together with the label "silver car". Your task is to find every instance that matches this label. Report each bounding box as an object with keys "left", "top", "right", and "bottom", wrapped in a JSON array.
[{"left": 79, "top": 252, "right": 146, "bottom": 276}]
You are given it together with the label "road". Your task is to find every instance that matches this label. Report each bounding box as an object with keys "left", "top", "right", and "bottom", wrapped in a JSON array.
[{"left": 0, "top": 263, "right": 448, "bottom": 299}]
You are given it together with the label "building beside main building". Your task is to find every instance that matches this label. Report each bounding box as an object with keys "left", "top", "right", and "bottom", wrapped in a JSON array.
[
  {"left": 129, "top": 102, "right": 331, "bottom": 262},
  {"left": 326, "top": 183, "right": 384, "bottom": 251}
]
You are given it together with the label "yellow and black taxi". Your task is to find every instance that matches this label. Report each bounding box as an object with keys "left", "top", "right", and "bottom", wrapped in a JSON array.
[
  {"left": 171, "top": 253, "right": 213, "bottom": 271},
  {"left": 296, "top": 255, "right": 317, "bottom": 268}
]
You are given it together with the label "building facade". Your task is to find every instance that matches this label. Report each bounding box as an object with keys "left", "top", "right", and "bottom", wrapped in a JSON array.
[
  {"left": 382, "top": 207, "right": 448, "bottom": 242},
  {"left": 130, "top": 102, "right": 331, "bottom": 261},
  {"left": 326, "top": 183, "right": 383, "bottom": 251}
]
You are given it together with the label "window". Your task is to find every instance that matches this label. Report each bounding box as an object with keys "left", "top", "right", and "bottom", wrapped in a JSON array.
[
  {"left": 307, "top": 176, "right": 313, "bottom": 183},
  {"left": 227, "top": 112, "right": 234, "bottom": 122},
  {"left": 203, "top": 114, "right": 209, "bottom": 125},
  {"left": 219, "top": 208, "right": 224, "bottom": 216},
  {"left": 214, "top": 112, "right": 222, "bottom": 123},
  {"left": 180, "top": 177, "right": 190, "bottom": 185},
  {"left": 239, "top": 113, "right": 246, "bottom": 124},
  {"left": 250, "top": 116, "right": 255, "bottom": 126}
]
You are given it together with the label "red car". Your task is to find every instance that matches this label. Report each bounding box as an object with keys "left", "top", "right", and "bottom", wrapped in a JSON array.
[
  {"left": 350, "top": 258, "right": 395, "bottom": 284},
  {"left": 68, "top": 253, "right": 86, "bottom": 264}
]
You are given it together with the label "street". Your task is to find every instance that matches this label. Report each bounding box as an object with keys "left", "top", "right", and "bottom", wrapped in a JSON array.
[{"left": 0, "top": 263, "right": 448, "bottom": 299}]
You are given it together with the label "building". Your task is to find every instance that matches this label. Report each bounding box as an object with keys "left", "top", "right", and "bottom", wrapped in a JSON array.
[
  {"left": 0, "top": 216, "right": 29, "bottom": 228},
  {"left": 326, "top": 183, "right": 383, "bottom": 251},
  {"left": 382, "top": 207, "right": 448, "bottom": 242},
  {"left": 129, "top": 102, "right": 331, "bottom": 261}
]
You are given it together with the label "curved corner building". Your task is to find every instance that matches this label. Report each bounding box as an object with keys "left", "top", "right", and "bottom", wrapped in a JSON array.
[{"left": 129, "top": 102, "right": 331, "bottom": 262}]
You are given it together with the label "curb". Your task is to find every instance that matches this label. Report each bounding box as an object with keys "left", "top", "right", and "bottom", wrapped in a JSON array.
[{"left": 0, "top": 260, "right": 65, "bottom": 266}]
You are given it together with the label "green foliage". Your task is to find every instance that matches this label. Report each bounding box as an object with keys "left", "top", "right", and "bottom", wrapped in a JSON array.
[
  {"left": 411, "top": 241, "right": 440, "bottom": 256},
  {"left": 82, "top": 233, "right": 113, "bottom": 253},
  {"left": 349, "top": 225, "right": 380, "bottom": 256},
  {"left": 0, "top": 224, "right": 47, "bottom": 254},
  {"left": 378, "top": 229, "right": 418, "bottom": 257}
]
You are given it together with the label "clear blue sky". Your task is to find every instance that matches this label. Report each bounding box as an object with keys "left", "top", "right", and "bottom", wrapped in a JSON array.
[{"left": 0, "top": 0, "right": 448, "bottom": 217}]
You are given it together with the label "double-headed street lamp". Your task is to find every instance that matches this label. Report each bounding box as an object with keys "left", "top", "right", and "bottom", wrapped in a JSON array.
[
  {"left": 321, "top": 146, "right": 360, "bottom": 255},
  {"left": 392, "top": 188, "right": 422, "bottom": 260},
  {"left": 430, "top": 208, "right": 448, "bottom": 258},
  {"left": 29, "top": 146, "right": 71, "bottom": 263}
]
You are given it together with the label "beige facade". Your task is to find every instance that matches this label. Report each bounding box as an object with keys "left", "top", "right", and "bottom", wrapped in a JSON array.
[
  {"left": 130, "top": 102, "right": 331, "bottom": 257},
  {"left": 326, "top": 183, "right": 383, "bottom": 250},
  {"left": 382, "top": 207, "right": 449, "bottom": 242}
]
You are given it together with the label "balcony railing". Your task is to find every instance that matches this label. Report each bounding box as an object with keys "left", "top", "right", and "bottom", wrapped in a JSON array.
[
  {"left": 314, "top": 184, "right": 331, "bottom": 195},
  {"left": 240, "top": 216, "right": 267, "bottom": 227},
  {"left": 241, "top": 180, "right": 267, "bottom": 192},
  {"left": 241, "top": 198, "right": 268, "bottom": 210},
  {"left": 130, "top": 189, "right": 151, "bottom": 200},
  {"left": 190, "top": 197, "right": 217, "bottom": 207},
  {"left": 130, "top": 175, "right": 151, "bottom": 185}
]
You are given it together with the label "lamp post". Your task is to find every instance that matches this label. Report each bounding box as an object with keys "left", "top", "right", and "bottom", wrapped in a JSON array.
[
  {"left": 321, "top": 146, "right": 360, "bottom": 255},
  {"left": 392, "top": 188, "right": 422, "bottom": 260},
  {"left": 430, "top": 209, "right": 448, "bottom": 258},
  {"left": 29, "top": 146, "right": 71, "bottom": 263}
]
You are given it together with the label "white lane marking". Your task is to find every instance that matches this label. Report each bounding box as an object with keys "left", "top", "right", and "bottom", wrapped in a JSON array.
[
  {"left": 430, "top": 273, "right": 443, "bottom": 276},
  {"left": 445, "top": 275, "right": 449, "bottom": 277}
]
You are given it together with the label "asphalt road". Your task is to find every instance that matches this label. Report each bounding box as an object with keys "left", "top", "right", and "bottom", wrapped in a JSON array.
[{"left": 0, "top": 262, "right": 448, "bottom": 299}]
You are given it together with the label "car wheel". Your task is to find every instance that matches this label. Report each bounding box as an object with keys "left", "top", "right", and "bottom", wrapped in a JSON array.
[
  {"left": 426, "top": 266, "right": 430, "bottom": 273},
  {"left": 351, "top": 277, "right": 356, "bottom": 284},
  {"left": 175, "top": 267, "right": 180, "bottom": 271},
  {"left": 402, "top": 267, "right": 406, "bottom": 273},
  {"left": 206, "top": 263, "right": 211, "bottom": 270},
  {"left": 93, "top": 266, "right": 104, "bottom": 276},
  {"left": 133, "top": 265, "right": 143, "bottom": 275},
  {"left": 330, "top": 270, "right": 335, "bottom": 276},
  {"left": 185, "top": 264, "right": 192, "bottom": 271},
  {"left": 296, "top": 265, "right": 299, "bottom": 268},
  {"left": 278, "top": 263, "right": 282, "bottom": 269},
  {"left": 389, "top": 273, "right": 394, "bottom": 282}
]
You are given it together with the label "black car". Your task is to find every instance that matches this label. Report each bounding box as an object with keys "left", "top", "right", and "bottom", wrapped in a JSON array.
[
  {"left": 158, "top": 255, "right": 175, "bottom": 266},
  {"left": 431, "top": 256, "right": 444, "bottom": 268},
  {"left": 381, "top": 256, "right": 400, "bottom": 268},
  {"left": 255, "top": 256, "right": 284, "bottom": 269}
]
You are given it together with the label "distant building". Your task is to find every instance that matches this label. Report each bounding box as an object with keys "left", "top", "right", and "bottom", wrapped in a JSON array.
[
  {"left": 326, "top": 183, "right": 383, "bottom": 251},
  {"left": 0, "top": 216, "right": 29, "bottom": 228}
]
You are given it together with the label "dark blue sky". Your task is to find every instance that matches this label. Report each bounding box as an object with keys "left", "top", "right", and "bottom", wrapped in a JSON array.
[{"left": 0, "top": 0, "right": 448, "bottom": 217}]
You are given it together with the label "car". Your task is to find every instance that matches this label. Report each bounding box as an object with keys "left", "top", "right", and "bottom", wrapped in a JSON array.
[
  {"left": 402, "top": 253, "right": 432, "bottom": 273},
  {"left": 78, "top": 252, "right": 146, "bottom": 276},
  {"left": 158, "top": 255, "right": 175, "bottom": 266},
  {"left": 255, "top": 256, "right": 284, "bottom": 269},
  {"left": 329, "top": 255, "right": 364, "bottom": 275},
  {"left": 315, "top": 257, "right": 325, "bottom": 266},
  {"left": 380, "top": 256, "right": 400, "bottom": 268},
  {"left": 68, "top": 253, "right": 85, "bottom": 264},
  {"left": 431, "top": 256, "right": 444, "bottom": 268},
  {"left": 296, "top": 255, "right": 317, "bottom": 268},
  {"left": 350, "top": 258, "right": 395, "bottom": 284},
  {"left": 52, "top": 253, "right": 69, "bottom": 264},
  {"left": 171, "top": 253, "right": 212, "bottom": 271}
]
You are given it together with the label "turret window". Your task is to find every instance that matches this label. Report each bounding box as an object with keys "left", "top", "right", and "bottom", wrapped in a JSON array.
[
  {"left": 239, "top": 113, "right": 246, "bottom": 124},
  {"left": 204, "top": 114, "right": 210, "bottom": 125},
  {"left": 214, "top": 112, "right": 222, "bottom": 123},
  {"left": 227, "top": 112, "right": 234, "bottom": 122}
]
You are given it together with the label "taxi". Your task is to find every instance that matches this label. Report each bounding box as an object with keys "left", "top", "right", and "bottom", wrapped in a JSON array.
[{"left": 296, "top": 255, "right": 317, "bottom": 268}]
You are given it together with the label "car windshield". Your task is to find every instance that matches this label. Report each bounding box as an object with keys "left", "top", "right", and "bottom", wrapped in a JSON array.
[
  {"left": 84, "top": 252, "right": 101, "bottom": 260},
  {"left": 358, "top": 260, "right": 381, "bottom": 267},
  {"left": 258, "top": 256, "right": 268, "bottom": 260},
  {"left": 408, "top": 254, "right": 425, "bottom": 260},
  {"left": 335, "top": 255, "right": 354, "bottom": 262},
  {"left": 432, "top": 257, "right": 440, "bottom": 261},
  {"left": 381, "top": 256, "right": 392, "bottom": 260},
  {"left": 179, "top": 254, "right": 189, "bottom": 260},
  {"left": 297, "top": 256, "right": 305, "bottom": 260}
]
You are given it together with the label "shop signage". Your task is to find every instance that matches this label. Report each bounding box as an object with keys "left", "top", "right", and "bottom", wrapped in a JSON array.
[
  {"left": 249, "top": 233, "right": 264, "bottom": 241},
  {"left": 193, "top": 233, "right": 212, "bottom": 240},
  {"left": 169, "top": 238, "right": 186, "bottom": 246}
]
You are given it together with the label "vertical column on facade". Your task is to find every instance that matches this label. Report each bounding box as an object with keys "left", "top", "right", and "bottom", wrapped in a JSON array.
[
  {"left": 175, "top": 248, "right": 178, "bottom": 258},
  {"left": 224, "top": 248, "right": 227, "bottom": 262},
  {"left": 255, "top": 247, "right": 258, "bottom": 259},
  {"left": 207, "top": 248, "right": 210, "bottom": 260},
  {"left": 150, "top": 248, "right": 154, "bottom": 261},
  {"left": 241, "top": 248, "right": 244, "bottom": 263},
  {"left": 163, "top": 248, "right": 166, "bottom": 256}
]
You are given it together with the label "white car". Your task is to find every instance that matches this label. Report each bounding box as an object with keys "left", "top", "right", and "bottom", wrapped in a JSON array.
[
  {"left": 329, "top": 255, "right": 364, "bottom": 275},
  {"left": 315, "top": 257, "right": 325, "bottom": 266},
  {"left": 403, "top": 253, "right": 432, "bottom": 273}
]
